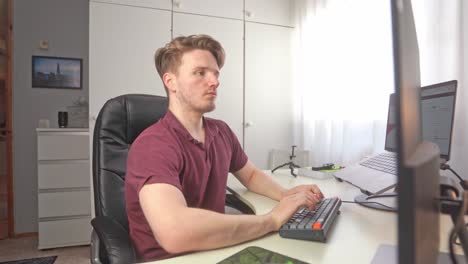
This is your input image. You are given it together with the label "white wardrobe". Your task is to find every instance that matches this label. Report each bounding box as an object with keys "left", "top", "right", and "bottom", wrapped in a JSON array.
[{"left": 89, "top": 0, "right": 295, "bottom": 170}]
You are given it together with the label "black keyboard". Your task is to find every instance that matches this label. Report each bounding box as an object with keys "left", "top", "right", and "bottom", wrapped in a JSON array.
[
  {"left": 360, "top": 152, "right": 397, "bottom": 175},
  {"left": 279, "top": 197, "right": 341, "bottom": 242}
]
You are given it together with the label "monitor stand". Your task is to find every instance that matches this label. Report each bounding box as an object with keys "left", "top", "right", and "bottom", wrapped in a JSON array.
[
  {"left": 354, "top": 192, "right": 397, "bottom": 212},
  {"left": 355, "top": 175, "right": 459, "bottom": 212}
]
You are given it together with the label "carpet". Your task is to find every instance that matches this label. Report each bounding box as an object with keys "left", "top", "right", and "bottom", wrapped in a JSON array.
[{"left": 0, "top": 256, "right": 57, "bottom": 264}]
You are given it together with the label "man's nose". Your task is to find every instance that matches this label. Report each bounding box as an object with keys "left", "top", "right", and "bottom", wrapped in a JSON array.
[{"left": 208, "top": 74, "right": 219, "bottom": 88}]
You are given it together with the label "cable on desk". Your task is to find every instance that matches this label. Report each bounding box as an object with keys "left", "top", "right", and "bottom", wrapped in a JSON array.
[
  {"left": 443, "top": 197, "right": 468, "bottom": 247},
  {"left": 441, "top": 164, "right": 464, "bottom": 182},
  {"left": 440, "top": 164, "right": 468, "bottom": 264},
  {"left": 441, "top": 164, "right": 468, "bottom": 191},
  {"left": 439, "top": 197, "right": 463, "bottom": 203},
  {"left": 341, "top": 200, "right": 396, "bottom": 211},
  {"left": 448, "top": 192, "right": 468, "bottom": 264},
  {"left": 452, "top": 223, "right": 468, "bottom": 246}
]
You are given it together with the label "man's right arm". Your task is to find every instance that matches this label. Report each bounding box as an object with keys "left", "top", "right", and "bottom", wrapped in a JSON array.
[{"left": 139, "top": 183, "right": 316, "bottom": 254}]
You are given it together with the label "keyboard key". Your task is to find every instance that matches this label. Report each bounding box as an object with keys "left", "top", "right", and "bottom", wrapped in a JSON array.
[{"left": 312, "top": 222, "right": 322, "bottom": 230}]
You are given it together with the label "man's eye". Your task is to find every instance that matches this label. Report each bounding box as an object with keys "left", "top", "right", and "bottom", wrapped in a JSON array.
[{"left": 195, "top": 71, "right": 205, "bottom": 76}]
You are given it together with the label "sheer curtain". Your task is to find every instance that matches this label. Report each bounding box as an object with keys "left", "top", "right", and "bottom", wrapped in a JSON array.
[
  {"left": 292, "top": 0, "right": 468, "bottom": 177},
  {"left": 292, "top": 0, "right": 394, "bottom": 166},
  {"left": 412, "top": 0, "right": 467, "bottom": 177}
]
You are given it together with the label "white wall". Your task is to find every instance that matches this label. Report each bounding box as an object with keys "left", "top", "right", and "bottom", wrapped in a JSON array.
[{"left": 12, "top": 0, "right": 89, "bottom": 233}]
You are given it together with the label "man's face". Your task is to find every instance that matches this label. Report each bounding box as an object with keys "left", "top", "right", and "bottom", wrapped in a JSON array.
[{"left": 166, "top": 49, "right": 220, "bottom": 114}]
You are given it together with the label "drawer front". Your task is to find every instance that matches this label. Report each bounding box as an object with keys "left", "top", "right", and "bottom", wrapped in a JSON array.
[
  {"left": 38, "top": 217, "right": 91, "bottom": 249},
  {"left": 38, "top": 162, "right": 90, "bottom": 189},
  {"left": 38, "top": 134, "right": 89, "bottom": 160},
  {"left": 38, "top": 191, "right": 91, "bottom": 218}
]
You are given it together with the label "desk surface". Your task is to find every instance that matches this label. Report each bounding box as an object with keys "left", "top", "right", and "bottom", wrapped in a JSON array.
[{"left": 150, "top": 170, "right": 460, "bottom": 263}]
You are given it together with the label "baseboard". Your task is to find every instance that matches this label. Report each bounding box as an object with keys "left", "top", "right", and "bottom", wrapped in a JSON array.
[{"left": 13, "top": 232, "right": 38, "bottom": 238}]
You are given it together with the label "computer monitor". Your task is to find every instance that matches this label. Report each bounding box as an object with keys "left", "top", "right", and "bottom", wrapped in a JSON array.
[
  {"left": 391, "top": 0, "right": 441, "bottom": 263},
  {"left": 385, "top": 80, "right": 457, "bottom": 161},
  {"left": 420, "top": 80, "right": 457, "bottom": 163}
]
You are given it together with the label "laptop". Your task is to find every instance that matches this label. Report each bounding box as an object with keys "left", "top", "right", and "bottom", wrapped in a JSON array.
[{"left": 333, "top": 80, "right": 457, "bottom": 194}]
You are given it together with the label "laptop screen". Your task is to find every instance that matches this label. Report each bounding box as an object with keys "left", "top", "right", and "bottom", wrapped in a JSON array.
[
  {"left": 384, "top": 80, "right": 457, "bottom": 161},
  {"left": 384, "top": 94, "right": 398, "bottom": 152}
]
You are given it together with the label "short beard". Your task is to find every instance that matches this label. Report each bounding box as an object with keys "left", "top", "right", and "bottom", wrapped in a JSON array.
[
  {"left": 177, "top": 93, "right": 216, "bottom": 114},
  {"left": 194, "top": 101, "right": 216, "bottom": 114}
]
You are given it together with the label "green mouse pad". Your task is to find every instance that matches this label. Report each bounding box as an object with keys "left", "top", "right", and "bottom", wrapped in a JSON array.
[{"left": 217, "top": 246, "right": 310, "bottom": 264}]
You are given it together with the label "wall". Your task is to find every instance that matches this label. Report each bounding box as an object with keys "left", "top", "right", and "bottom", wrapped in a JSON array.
[
  {"left": 454, "top": 0, "right": 468, "bottom": 178},
  {"left": 12, "top": 0, "right": 89, "bottom": 233},
  {"left": 439, "top": 0, "right": 468, "bottom": 179}
]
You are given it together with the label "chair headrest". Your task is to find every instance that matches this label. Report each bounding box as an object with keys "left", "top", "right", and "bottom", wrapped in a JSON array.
[{"left": 95, "top": 94, "right": 169, "bottom": 145}]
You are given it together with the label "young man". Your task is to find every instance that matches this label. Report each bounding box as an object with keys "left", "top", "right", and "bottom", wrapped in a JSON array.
[{"left": 125, "top": 34, "right": 324, "bottom": 262}]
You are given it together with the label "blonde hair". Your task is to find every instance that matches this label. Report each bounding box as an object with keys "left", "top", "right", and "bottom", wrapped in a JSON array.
[{"left": 154, "top": 34, "right": 225, "bottom": 94}]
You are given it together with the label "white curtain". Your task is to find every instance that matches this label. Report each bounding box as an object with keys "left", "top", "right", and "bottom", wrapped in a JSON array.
[
  {"left": 412, "top": 0, "right": 468, "bottom": 177},
  {"left": 292, "top": 0, "right": 394, "bottom": 166},
  {"left": 293, "top": 0, "right": 468, "bottom": 177}
]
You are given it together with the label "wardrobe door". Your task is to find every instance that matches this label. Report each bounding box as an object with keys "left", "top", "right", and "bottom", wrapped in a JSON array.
[
  {"left": 173, "top": 13, "right": 244, "bottom": 142},
  {"left": 244, "top": 22, "right": 294, "bottom": 169}
]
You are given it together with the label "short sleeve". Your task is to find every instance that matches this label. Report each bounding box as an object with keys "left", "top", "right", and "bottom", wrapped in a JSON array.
[
  {"left": 221, "top": 123, "right": 248, "bottom": 172},
  {"left": 126, "top": 131, "right": 183, "bottom": 195}
]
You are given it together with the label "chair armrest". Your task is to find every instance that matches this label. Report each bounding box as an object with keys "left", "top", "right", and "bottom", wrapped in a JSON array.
[
  {"left": 91, "top": 216, "right": 136, "bottom": 264},
  {"left": 225, "top": 193, "right": 255, "bottom": 215}
]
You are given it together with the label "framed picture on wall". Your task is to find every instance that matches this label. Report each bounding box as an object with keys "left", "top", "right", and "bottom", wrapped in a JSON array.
[{"left": 32, "top": 56, "right": 82, "bottom": 89}]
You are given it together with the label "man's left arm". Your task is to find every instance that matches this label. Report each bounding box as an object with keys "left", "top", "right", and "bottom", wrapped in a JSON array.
[{"left": 232, "top": 160, "right": 324, "bottom": 201}]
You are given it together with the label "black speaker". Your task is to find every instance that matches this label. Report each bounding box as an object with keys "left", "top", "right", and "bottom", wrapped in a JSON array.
[{"left": 58, "top": 111, "right": 68, "bottom": 128}]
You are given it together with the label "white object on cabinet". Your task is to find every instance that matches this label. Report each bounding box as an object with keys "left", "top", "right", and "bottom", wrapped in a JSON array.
[{"left": 37, "top": 128, "right": 91, "bottom": 249}]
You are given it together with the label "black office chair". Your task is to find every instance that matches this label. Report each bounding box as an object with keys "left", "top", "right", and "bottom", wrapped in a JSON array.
[{"left": 90, "top": 94, "right": 254, "bottom": 264}]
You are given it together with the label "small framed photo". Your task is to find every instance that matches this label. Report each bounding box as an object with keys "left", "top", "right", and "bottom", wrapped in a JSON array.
[{"left": 32, "top": 56, "right": 82, "bottom": 89}]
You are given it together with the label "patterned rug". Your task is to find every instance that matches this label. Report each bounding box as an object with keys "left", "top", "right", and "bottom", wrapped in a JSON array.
[{"left": 0, "top": 256, "right": 57, "bottom": 264}]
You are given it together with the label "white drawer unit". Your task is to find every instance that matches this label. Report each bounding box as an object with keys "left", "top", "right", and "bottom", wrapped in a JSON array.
[
  {"left": 38, "top": 161, "right": 90, "bottom": 189},
  {"left": 36, "top": 128, "right": 91, "bottom": 249},
  {"left": 37, "top": 133, "right": 89, "bottom": 160},
  {"left": 38, "top": 190, "right": 91, "bottom": 218},
  {"left": 38, "top": 218, "right": 92, "bottom": 249}
]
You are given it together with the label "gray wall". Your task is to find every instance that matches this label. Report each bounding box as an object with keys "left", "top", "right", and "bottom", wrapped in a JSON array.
[{"left": 13, "top": 0, "right": 89, "bottom": 233}]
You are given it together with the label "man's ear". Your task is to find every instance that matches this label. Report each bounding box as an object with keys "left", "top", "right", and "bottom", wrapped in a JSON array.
[{"left": 163, "top": 72, "right": 176, "bottom": 92}]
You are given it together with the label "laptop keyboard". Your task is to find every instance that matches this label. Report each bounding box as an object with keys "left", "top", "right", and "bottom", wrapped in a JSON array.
[
  {"left": 360, "top": 152, "right": 397, "bottom": 175},
  {"left": 279, "top": 197, "right": 341, "bottom": 242}
]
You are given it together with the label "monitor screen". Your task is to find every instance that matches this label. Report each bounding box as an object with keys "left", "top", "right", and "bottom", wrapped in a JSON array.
[
  {"left": 420, "top": 80, "right": 457, "bottom": 161},
  {"left": 391, "top": 0, "right": 442, "bottom": 263},
  {"left": 384, "top": 94, "right": 397, "bottom": 152},
  {"left": 384, "top": 80, "right": 457, "bottom": 162}
]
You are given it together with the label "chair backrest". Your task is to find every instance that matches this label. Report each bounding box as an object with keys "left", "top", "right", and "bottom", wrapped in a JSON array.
[{"left": 93, "top": 94, "right": 168, "bottom": 229}]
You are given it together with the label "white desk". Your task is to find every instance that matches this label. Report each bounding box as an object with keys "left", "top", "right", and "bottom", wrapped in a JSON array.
[{"left": 150, "top": 170, "right": 461, "bottom": 263}]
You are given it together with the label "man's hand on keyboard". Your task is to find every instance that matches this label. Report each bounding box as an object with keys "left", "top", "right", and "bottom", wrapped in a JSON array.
[
  {"left": 282, "top": 184, "right": 324, "bottom": 200},
  {"left": 269, "top": 186, "right": 323, "bottom": 230}
]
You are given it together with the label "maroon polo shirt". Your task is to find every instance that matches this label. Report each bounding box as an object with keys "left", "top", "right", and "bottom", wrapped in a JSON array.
[{"left": 125, "top": 110, "right": 248, "bottom": 262}]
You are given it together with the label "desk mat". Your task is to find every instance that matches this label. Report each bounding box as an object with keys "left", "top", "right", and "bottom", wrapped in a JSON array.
[{"left": 217, "top": 246, "right": 309, "bottom": 264}]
